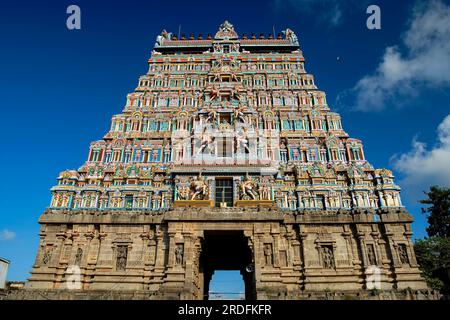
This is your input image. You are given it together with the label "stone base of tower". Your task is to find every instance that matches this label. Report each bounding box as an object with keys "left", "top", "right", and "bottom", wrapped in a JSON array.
[
  {"left": 2, "top": 288, "right": 440, "bottom": 300},
  {"left": 254, "top": 289, "right": 440, "bottom": 300},
  {"left": 13, "top": 207, "right": 437, "bottom": 300}
]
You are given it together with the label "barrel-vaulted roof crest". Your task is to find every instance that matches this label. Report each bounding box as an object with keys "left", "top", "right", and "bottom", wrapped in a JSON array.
[{"left": 214, "top": 20, "right": 238, "bottom": 40}]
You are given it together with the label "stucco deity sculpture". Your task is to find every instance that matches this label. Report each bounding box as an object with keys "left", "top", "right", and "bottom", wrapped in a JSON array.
[
  {"left": 197, "top": 128, "right": 215, "bottom": 155},
  {"left": 206, "top": 108, "right": 217, "bottom": 123},
  {"left": 239, "top": 174, "right": 259, "bottom": 200},
  {"left": 235, "top": 128, "right": 250, "bottom": 153},
  {"left": 233, "top": 105, "right": 246, "bottom": 124},
  {"left": 155, "top": 29, "right": 172, "bottom": 46},
  {"left": 283, "top": 28, "right": 298, "bottom": 44},
  {"left": 177, "top": 185, "right": 190, "bottom": 200},
  {"left": 190, "top": 172, "right": 209, "bottom": 200},
  {"left": 209, "top": 86, "right": 220, "bottom": 102}
]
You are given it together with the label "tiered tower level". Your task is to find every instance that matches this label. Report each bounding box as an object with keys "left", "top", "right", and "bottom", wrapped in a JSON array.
[{"left": 25, "top": 22, "right": 432, "bottom": 300}]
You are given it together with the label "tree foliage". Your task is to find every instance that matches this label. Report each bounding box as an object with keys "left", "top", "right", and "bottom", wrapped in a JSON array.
[
  {"left": 414, "top": 236, "right": 450, "bottom": 293},
  {"left": 415, "top": 186, "right": 450, "bottom": 295},
  {"left": 419, "top": 186, "right": 450, "bottom": 238}
]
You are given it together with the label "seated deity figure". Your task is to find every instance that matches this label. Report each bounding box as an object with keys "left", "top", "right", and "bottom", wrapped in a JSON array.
[{"left": 239, "top": 174, "right": 259, "bottom": 200}]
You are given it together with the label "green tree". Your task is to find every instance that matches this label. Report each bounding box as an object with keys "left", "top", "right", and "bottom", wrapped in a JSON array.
[
  {"left": 414, "top": 237, "right": 450, "bottom": 293},
  {"left": 414, "top": 185, "right": 450, "bottom": 296},
  {"left": 419, "top": 186, "right": 450, "bottom": 238}
]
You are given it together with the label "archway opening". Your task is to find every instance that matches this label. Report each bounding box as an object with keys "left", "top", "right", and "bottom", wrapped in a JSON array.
[{"left": 200, "top": 230, "right": 255, "bottom": 300}]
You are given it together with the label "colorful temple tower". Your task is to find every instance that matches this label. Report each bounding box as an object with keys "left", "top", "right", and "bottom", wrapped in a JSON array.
[{"left": 24, "top": 21, "right": 432, "bottom": 300}]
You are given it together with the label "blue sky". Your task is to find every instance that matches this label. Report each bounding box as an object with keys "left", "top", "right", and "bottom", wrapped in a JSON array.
[{"left": 0, "top": 0, "right": 449, "bottom": 293}]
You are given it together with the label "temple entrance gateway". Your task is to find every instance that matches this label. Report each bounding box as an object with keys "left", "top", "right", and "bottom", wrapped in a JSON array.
[
  {"left": 20, "top": 21, "right": 432, "bottom": 301},
  {"left": 199, "top": 230, "right": 255, "bottom": 300}
]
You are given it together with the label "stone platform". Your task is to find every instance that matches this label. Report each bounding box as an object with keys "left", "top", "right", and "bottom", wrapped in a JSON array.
[
  {"left": 173, "top": 200, "right": 214, "bottom": 208},
  {"left": 235, "top": 200, "right": 275, "bottom": 207}
]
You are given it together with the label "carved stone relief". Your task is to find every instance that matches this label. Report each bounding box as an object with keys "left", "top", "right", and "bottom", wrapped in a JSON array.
[
  {"left": 321, "top": 245, "right": 335, "bottom": 269},
  {"left": 398, "top": 244, "right": 409, "bottom": 265},
  {"left": 263, "top": 243, "right": 273, "bottom": 266},
  {"left": 116, "top": 246, "right": 128, "bottom": 271},
  {"left": 175, "top": 243, "right": 184, "bottom": 266}
]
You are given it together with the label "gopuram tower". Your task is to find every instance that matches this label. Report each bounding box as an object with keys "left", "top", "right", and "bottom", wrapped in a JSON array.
[{"left": 23, "top": 21, "right": 432, "bottom": 300}]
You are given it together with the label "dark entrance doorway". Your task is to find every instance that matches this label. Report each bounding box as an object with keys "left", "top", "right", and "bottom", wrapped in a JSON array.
[
  {"left": 215, "top": 178, "right": 234, "bottom": 207},
  {"left": 199, "top": 230, "right": 255, "bottom": 300}
]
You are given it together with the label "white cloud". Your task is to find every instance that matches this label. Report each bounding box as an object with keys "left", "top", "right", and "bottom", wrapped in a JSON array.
[
  {"left": 350, "top": 0, "right": 450, "bottom": 111},
  {"left": 392, "top": 114, "right": 450, "bottom": 200},
  {"left": 0, "top": 229, "right": 16, "bottom": 241}
]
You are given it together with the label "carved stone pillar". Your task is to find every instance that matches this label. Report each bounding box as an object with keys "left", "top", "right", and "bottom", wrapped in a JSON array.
[
  {"left": 291, "top": 238, "right": 301, "bottom": 266},
  {"left": 148, "top": 235, "right": 157, "bottom": 267},
  {"left": 283, "top": 226, "right": 295, "bottom": 267},
  {"left": 59, "top": 232, "right": 74, "bottom": 265},
  {"left": 55, "top": 233, "right": 67, "bottom": 266},
  {"left": 253, "top": 233, "right": 263, "bottom": 275},
  {"left": 53, "top": 232, "right": 69, "bottom": 289},
  {"left": 298, "top": 231, "right": 307, "bottom": 269},
  {"left": 190, "top": 235, "right": 203, "bottom": 299},
  {"left": 154, "top": 226, "right": 167, "bottom": 269},
  {"left": 370, "top": 229, "right": 382, "bottom": 266},
  {"left": 404, "top": 228, "right": 418, "bottom": 267},
  {"left": 167, "top": 232, "right": 177, "bottom": 268},
  {"left": 84, "top": 232, "right": 95, "bottom": 264},
  {"left": 384, "top": 229, "right": 401, "bottom": 268},
  {"left": 271, "top": 226, "right": 280, "bottom": 267},
  {"left": 33, "top": 231, "right": 47, "bottom": 268},
  {"left": 182, "top": 233, "right": 195, "bottom": 284},
  {"left": 357, "top": 232, "right": 368, "bottom": 267},
  {"left": 342, "top": 225, "right": 354, "bottom": 265},
  {"left": 140, "top": 232, "right": 150, "bottom": 265}
]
